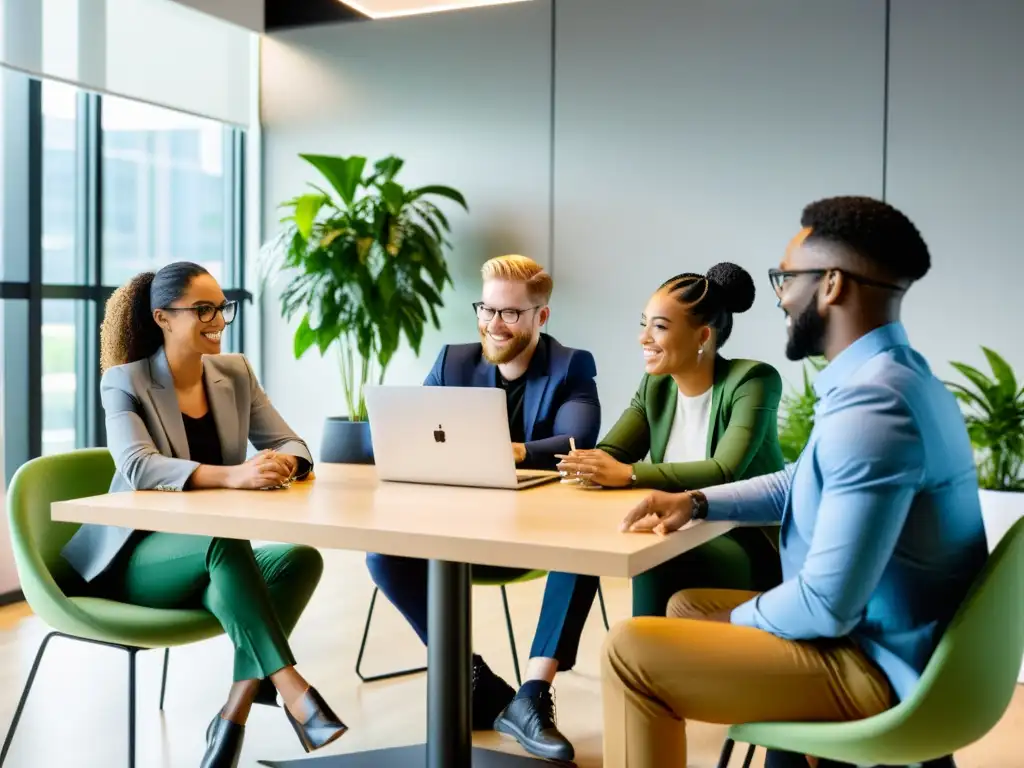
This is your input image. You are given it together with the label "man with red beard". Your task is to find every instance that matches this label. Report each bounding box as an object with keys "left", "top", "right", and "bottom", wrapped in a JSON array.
[{"left": 366, "top": 254, "right": 601, "bottom": 759}]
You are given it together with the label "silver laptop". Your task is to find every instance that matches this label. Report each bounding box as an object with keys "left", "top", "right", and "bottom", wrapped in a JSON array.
[{"left": 364, "top": 385, "right": 560, "bottom": 490}]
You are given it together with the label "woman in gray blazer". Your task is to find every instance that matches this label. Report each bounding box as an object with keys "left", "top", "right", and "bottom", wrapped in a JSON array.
[{"left": 60, "top": 262, "right": 346, "bottom": 768}]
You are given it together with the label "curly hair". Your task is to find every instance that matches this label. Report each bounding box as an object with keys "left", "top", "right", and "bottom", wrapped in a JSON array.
[
  {"left": 660, "top": 261, "right": 756, "bottom": 349},
  {"left": 800, "top": 196, "right": 931, "bottom": 282},
  {"left": 100, "top": 262, "right": 209, "bottom": 372}
]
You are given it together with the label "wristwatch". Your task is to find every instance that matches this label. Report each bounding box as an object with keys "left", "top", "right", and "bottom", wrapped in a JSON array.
[{"left": 689, "top": 490, "right": 709, "bottom": 520}]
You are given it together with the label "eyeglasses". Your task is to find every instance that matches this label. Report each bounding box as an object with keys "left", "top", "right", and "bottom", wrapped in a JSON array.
[
  {"left": 160, "top": 301, "right": 238, "bottom": 324},
  {"left": 768, "top": 268, "right": 905, "bottom": 298},
  {"left": 472, "top": 302, "right": 542, "bottom": 324}
]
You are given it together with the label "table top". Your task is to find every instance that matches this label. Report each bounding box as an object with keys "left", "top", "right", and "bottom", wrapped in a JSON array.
[{"left": 51, "top": 464, "right": 735, "bottom": 578}]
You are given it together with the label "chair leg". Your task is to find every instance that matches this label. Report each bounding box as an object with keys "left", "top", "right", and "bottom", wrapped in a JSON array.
[
  {"left": 0, "top": 631, "right": 58, "bottom": 765},
  {"left": 597, "top": 582, "right": 610, "bottom": 631},
  {"left": 127, "top": 649, "right": 137, "bottom": 768},
  {"left": 158, "top": 648, "right": 170, "bottom": 710},
  {"left": 740, "top": 743, "right": 756, "bottom": 768},
  {"left": 355, "top": 587, "right": 427, "bottom": 683},
  {"left": 717, "top": 737, "right": 735, "bottom": 768},
  {"left": 500, "top": 585, "right": 523, "bottom": 687}
]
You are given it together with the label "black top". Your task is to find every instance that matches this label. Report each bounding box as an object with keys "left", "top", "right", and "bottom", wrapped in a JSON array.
[
  {"left": 182, "top": 411, "right": 224, "bottom": 466},
  {"left": 498, "top": 372, "right": 528, "bottom": 444}
]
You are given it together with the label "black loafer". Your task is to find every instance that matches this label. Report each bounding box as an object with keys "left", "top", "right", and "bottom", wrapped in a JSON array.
[
  {"left": 200, "top": 712, "right": 244, "bottom": 768},
  {"left": 284, "top": 687, "right": 348, "bottom": 753}
]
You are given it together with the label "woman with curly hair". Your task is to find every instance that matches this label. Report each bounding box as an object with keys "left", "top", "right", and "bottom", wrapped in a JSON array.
[{"left": 60, "top": 262, "right": 346, "bottom": 767}]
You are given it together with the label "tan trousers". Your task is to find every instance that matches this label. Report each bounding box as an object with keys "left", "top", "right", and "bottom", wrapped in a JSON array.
[{"left": 601, "top": 589, "right": 894, "bottom": 768}]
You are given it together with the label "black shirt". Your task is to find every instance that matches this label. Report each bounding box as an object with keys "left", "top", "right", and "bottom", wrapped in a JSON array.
[
  {"left": 182, "top": 411, "right": 224, "bottom": 466},
  {"left": 498, "top": 372, "right": 528, "bottom": 444}
]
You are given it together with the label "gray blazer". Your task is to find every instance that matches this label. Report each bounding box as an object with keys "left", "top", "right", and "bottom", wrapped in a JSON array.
[{"left": 60, "top": 348, "right": 314, "bottom": 583}]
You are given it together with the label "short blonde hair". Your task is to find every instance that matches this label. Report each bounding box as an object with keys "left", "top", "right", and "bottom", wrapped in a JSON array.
[{"left": 480, "top": 254, "right": 553, "bottom": 303}]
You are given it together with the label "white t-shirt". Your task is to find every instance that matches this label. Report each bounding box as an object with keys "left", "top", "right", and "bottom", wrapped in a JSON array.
[{"left": 661, "top": 387, "right": 713, "bottom": 464}]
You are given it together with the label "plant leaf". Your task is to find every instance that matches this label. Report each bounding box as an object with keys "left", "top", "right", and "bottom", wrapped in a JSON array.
[
  {"left": 410, "top": 185, "right": 469, "bottom": 210},
  {"left": 293, "top": 315, "right": 316, "bottom": 359},
  {"left": 291, "top": 193, "right": 329, "bottom": 240},
  {"left": 300, "top": 154, "right": 367, "bottom": 207},
  {"left": 982, "top": 346, "right": 1017, "bottom": 398}
]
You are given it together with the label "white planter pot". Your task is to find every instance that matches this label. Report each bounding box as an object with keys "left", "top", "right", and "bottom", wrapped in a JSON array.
[{"left": 979, "top": 489, "right": 1024, "bottom": 683}]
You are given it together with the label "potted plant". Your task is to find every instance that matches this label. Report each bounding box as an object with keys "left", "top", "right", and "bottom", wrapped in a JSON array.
[
  {"left": 947, "top": 347, "right": 1024, "bottom": 542},
  {"left": 262, "top": 153, "right": 468, "bottom": 463},
  {"left": 947, "top": 347, "right": 1024, "bottom": 679},
  {"left": 777, "top": 357, "right": 826, "bottom": 463}
]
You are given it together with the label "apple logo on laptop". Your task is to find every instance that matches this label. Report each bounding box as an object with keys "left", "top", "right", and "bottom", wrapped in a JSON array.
[{"left": 433, "top": 424, "right": 446, "bottom": 443}]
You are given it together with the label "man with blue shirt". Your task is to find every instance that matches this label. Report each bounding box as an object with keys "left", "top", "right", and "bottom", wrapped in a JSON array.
[
  {"left": 602, "top": 197, "right": 986, "bottom": 768},
  {"left": 366, "top": 254, "right": 602, "bottom": 759}
]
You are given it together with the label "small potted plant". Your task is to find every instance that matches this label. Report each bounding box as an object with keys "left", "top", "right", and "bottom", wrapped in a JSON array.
[
  {"left": 947, "top": 347, "right": 1024, "bottom": 679},
  {"left": 262, "top": 153, "right": 468, "bottom": 463},
  {"left": 777, "top": 357, "right": 826, "bottom": 463}
]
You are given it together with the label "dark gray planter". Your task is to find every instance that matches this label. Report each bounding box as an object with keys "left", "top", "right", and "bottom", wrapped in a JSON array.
[{"left": 320, "top": 417, "right": 374, "bottom": 464}]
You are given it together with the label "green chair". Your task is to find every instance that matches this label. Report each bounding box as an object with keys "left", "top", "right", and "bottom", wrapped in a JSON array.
[
  {"left": 2, "top": 449, "right": 223, "bottom": 768},
  {"left": 718, "top": 515, "right": 1024, "bottom": 768},
  {"left": 356, "top": 570, "right": 610, "bottom": 686}
]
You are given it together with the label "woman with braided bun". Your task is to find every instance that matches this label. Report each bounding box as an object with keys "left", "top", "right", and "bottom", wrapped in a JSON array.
[
  {"left": 557, "top": 262, "right": 785, "bottom": 616},
  {"left": 492, "top": 263, "right": 786, "bottom": 763}
]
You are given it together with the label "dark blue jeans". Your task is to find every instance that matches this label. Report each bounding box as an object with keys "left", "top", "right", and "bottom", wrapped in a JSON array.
[{"left": 365, "top": 553, "right": 600, "bottom": 670}]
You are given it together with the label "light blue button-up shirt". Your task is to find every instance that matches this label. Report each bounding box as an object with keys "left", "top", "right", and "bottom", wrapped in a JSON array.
[{"left": 703, "top": 322, "right": 988, "bottom": 700}]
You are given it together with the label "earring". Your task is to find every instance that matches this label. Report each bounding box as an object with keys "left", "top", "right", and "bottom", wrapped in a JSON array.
[{"left": 697, "top": 345, "right": 704, "bottom": 361}]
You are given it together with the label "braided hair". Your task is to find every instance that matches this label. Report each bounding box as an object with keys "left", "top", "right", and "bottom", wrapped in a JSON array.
[{"left": 659, "top": 262, "right": 756, "bottom": 349}]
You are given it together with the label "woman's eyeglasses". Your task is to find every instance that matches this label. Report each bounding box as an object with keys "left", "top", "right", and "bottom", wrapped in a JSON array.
[{"left": 160, "top": 301, "right": 238, "bottom": 324}]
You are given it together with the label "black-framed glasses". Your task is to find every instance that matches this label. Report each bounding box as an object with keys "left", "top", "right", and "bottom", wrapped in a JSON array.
[
  {"left": 472, "top": 302, "right": 542, "bottom": 324},
  {"left": 768, "top": 268, "right": 905, "bottom": 298},
  {"left": 160, "top": 301, "right": 238, "bottom": 324}
]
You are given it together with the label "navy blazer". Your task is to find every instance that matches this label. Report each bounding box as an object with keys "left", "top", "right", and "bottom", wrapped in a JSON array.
[{"left": 423, "top": 333, "right": 601, "bottom": 470}]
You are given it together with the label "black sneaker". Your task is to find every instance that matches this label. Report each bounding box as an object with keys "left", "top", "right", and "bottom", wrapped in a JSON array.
[
  {"left": 494, "top": 689, "right": 574, "bottom": 763},
  {"left": 471, "top": 657, "right": 515, "bottom": 731}
]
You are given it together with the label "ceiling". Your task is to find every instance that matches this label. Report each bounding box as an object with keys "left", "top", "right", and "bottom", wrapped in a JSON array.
[{"left": 265, "top": 0, "right": 368, "bottom": 30}]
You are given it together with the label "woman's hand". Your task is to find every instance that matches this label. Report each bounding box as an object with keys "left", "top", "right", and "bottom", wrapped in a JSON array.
[
  {"left": 227, "top": 451, "right": 294, "bottom": 490},
  {"left": 556, "top": 449, "right": 634, "bottom": 488},
  {"left": 619, "top": 490, "right": 694, "bottom": 535}
]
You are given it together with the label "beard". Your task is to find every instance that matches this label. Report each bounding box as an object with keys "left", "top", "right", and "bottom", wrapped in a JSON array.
[
  {"left": 785, "top": 293, "right": 827, "bottom": 361},
  {"left": 480, "top": 327, "right": 533, "bottom": 364}
]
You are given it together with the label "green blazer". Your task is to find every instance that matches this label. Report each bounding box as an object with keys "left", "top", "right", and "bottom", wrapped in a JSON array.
[{"left": 598, "top": 356, "right": 785, "bottom": 491}]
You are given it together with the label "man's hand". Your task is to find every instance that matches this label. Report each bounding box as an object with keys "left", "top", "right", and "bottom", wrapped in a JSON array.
[
  {"left": 512, "top": 443, "right": 527, "bottom": 463},
  {"left": 620, "top": 490, "right": 694, "bottom": 535},
  {"left": 556, "top": 449, "right": 633, "bottom": 488}
]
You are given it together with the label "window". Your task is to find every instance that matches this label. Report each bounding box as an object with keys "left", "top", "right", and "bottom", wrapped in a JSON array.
[
  {"left": 102, "top": 96, "right": 228, "bottom": 285},
  {"left": 0, "top": 70, "right": 248, "bottom": 477}
]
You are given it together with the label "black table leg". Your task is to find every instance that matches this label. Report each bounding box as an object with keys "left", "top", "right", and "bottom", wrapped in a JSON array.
[
  {"left": 258, "top": 559, "right": 548, "bottom": 767},
  {"left": 427, "top": 559, "right": 472, "bottom": 767}
]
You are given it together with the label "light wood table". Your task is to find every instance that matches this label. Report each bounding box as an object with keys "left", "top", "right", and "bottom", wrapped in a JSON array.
[{"left": 52, "top": 464, "right": 735, "bottom": 768}]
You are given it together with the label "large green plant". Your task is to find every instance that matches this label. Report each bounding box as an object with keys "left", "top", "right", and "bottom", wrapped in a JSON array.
[
  {"left": 777, "top": 357, "right": 826, "bottom": 463},
  {"left": 263, "top": 154, "right": 467, "bottom": 421},
  {"left": 946, "top": 347, "right": 1024, "bottom": 491}
]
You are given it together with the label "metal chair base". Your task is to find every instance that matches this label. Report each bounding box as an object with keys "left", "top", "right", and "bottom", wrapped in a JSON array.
[
  {"left": 0, "top": 631, "right": 169, "bottom": 768},
  {"left": 356, "top": 582, "right": 612, "bottom": 686}
]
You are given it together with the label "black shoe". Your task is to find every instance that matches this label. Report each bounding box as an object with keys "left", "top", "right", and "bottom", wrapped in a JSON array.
[
  {"left": 254, "top": 677, "right": 280, "bottom": 707},
  {"left": 471, "top": 657, "right": 515, "bottom": 731},
  {"left": 494, "top": 689, "right": 574, "bottom": 763},
  {"left": 200, "top": 712, "right": 244, "bottom": 768},
  {"left": 283, "top": 687, "right": 349, "bottom": 753}
]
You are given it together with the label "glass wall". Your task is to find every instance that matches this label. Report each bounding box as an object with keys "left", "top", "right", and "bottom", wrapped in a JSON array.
[{"left": 0, "top": 69, "right": 248, "bottom": 479}]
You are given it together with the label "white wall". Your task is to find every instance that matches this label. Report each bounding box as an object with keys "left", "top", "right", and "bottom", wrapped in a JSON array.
[
  {"left": 260, "top": 2, "right": 553, "bottom": 457},
  {"left": 259, "top": 0, "right": 1024, "bottom": 451}
]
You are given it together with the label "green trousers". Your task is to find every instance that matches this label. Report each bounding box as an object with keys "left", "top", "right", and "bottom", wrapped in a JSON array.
[
  {"left": 96, "top": 534, "right": 323, "bottom": 682},
  {"left": 631, "top": 526, "right": 781, "bottom": 617}
]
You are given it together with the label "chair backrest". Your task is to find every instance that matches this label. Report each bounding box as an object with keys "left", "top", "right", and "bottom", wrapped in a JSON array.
[
  {"left": 6, "top": 449, "right": 115, "bottom": 611},
  {"left": 888, "top": 513, "right": 1024, "bottom": 752}
]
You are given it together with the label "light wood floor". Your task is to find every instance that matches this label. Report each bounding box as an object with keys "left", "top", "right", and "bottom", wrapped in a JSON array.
[{"left": 0, "top": 548, "right": 1020, "bottom": 767}]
